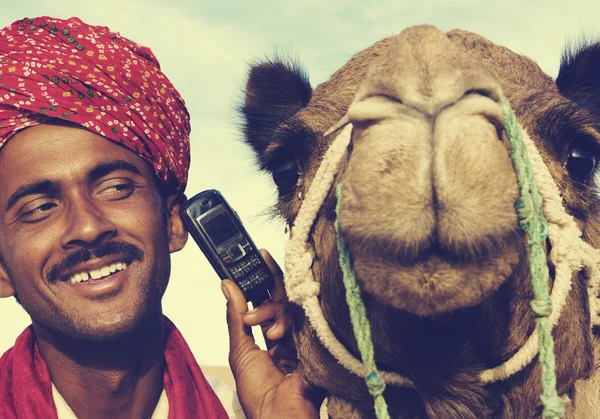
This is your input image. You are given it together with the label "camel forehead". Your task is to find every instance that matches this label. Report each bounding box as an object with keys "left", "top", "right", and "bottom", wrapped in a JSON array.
[
  {"left": 298, "top": 26, "right": 552, "bottom": 134},
  {"left": 360, "top": 26, "right": 490, "bottom": 97}
]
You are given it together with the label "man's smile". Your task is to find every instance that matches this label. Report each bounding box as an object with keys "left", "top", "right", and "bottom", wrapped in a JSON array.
[
  {"left": 66, "top": 261, "right": 129, "bottom": 284},
  {"left": 46, "top": 240, "right": 145, "bottom": 285},
  {"left": 56, "top": 258, "right": 135, "bottom": 300}
]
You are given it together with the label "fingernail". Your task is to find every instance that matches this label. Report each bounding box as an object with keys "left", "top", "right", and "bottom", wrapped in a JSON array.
[
  {"left": 221, "top": 282, "right": 229, "bottom": 300},
  {"left": 246, "top": 308, "right": 258, "bottom": 314}
]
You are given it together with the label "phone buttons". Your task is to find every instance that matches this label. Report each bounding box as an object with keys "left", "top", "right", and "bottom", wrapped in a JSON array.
[
  {"left": 231, "top": 266, "right": 243, "bottom": 279},
  {"left": 248, "top": 255, "right": 260, "bottom": 268},
  {"left": 228, "top": 244, "right": 246, "bottom": 261},
  {"left": 237, "top": 278, "right": 251, "bottom": 292},
  {"left": 245, "top": 269, "right": 267, "bottom": 286},
  {"left": 219, "top": 251, "right": 234, "bottom": 265}
]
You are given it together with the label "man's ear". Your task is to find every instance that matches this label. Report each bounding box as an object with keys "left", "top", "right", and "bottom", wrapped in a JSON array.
[
  {"left": 0, "top": 257, "right": 16, "bottom": 298},
  {"left": 165, "top": 193, "right": 188, "bottom": 253}
]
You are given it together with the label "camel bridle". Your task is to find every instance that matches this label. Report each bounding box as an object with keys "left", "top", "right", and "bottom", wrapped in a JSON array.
[{"left": 283, "top": 101, "right": 600, "bottom": 419}]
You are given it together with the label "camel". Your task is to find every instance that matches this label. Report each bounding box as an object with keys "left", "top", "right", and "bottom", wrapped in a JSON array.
[{"left": 240, "top": 26, "right": 600, "bottom": 418}]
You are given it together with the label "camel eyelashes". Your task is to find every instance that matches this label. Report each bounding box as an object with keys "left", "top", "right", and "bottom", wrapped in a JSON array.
[{"left": 564, "top": 140, "right": 599, "bottom": 184}]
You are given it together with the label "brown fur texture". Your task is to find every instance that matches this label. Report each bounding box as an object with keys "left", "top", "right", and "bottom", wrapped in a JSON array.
[{"left": 241, "top": 26, "right": 600, "bottom": 418}]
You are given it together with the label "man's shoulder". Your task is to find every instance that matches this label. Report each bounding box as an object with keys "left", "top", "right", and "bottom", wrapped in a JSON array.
[
  {"left": 0, "top": 344, "right": 17, "bottom": 418},
  {"left": 0, "top": 344, "right": 14, "bottom": 374},
  {"left": 0, "top": 326, "right": 32, "bottom": 375}
]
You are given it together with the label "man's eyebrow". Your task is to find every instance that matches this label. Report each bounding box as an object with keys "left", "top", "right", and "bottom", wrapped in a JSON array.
[
  {"left": 4, "top": 161, "right": 144, "bottom": 212},
  {"left": 5, "top": 180, "right": 61, "bottom": 212},
  {"left": 88, "top": 160, "right": 143, "bottom": 183}
]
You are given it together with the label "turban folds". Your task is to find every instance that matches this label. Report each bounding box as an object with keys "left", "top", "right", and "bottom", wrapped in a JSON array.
[{"left": 0, "top": 16, "right": 190, "bottom": 192}]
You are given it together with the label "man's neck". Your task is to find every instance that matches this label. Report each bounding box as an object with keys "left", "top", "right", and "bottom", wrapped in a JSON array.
[{"left": 33, "top": 313, "right": 166, "bottom": 419}]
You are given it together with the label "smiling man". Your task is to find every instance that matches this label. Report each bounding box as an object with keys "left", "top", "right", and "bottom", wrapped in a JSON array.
[{"left": 0, "top": 16, "right": 316, "bottom": 419}]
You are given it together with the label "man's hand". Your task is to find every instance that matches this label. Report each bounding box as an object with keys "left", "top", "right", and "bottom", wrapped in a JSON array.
[{"left": 223, "top": 249, "right": 318, "bottom": 419}]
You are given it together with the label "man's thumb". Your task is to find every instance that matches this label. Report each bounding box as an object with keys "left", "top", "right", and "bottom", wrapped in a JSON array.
[{"left": 222, "top": 280, "right": 254, "bottom": 358}]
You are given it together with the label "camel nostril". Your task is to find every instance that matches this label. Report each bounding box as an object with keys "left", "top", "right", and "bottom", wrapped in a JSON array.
[
  {"left": 463, "top": 88, "right": 501, "bottom": 102},
  {"left": 347, "top": 94, "right": 413, "bottom": 125}
]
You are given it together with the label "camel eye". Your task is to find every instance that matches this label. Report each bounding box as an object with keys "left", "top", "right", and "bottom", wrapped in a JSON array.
[
  {"left": 565, "top": 141, "right": 598, "bottom": 184},
  {"left": 272, "top": 158, "right": 300, "bottom": 192}
]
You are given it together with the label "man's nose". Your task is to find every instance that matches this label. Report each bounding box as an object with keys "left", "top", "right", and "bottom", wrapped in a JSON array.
[{"left": 60, "top": 198, "right": 117, "bottom": 249}]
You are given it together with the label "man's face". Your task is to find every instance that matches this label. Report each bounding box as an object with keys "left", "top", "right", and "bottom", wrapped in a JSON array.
[{"left": 0, "top": 123, "right": 187, "bottom": 341}]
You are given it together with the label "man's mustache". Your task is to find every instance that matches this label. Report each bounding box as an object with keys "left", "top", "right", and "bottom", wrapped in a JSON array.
[{"left": 48, "top": 241, "right": 144, "bottom": 283}]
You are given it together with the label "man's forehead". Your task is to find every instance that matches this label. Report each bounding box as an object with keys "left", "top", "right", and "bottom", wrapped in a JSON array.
[
  {"left": 1, "top": 122, "right": 142, "bottom": 161},
  {"left": 0, "top": 123, "right": 153, "bottom": 191}
]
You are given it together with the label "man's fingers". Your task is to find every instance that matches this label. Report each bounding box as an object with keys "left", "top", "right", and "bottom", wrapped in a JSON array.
[
  {"left": 265, "top": 311, "right": 292, "bottom": 341},
  {"left": 243, "top": 300, "right": 292, "bottom": 341},
  {"left": 242, "top": 301, "right": 279, "bottom": 326},
  {"left": 222, "top": 280, "right": 255, "bottom": 354},
  {"left": 259, "top": 248, "right": 283, "bottom": 279},
  {"left": 259, "top": 249, "right": 287, "bottom": 303}
]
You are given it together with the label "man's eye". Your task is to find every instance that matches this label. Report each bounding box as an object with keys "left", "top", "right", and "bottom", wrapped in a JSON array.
[
  {"left": 97, "top": 181, "right": 135, "bottom": 199},
  {"left": 19, "top": 200, "right": 58, "bottom": 222}
]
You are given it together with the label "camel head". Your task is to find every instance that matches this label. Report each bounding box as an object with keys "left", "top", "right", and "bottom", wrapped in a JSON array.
[{"left": 241, "top": 26, "right": 600, "bottom": 418}]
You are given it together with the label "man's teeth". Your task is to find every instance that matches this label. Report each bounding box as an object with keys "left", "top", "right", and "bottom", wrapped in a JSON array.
[{"left": 69, "top": 262, "right": 128, "bottom": 284}]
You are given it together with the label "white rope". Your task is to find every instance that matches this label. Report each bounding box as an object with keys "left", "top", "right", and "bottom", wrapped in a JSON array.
[
  {"left": 284, "top": 115, "right": 600, "bottom": 388},
  {"left": 284, "top": 124, "right": 353, "bottom": 305}
]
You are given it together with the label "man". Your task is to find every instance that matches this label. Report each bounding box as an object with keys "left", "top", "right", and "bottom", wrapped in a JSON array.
[{"left": 0, "top": 16, "right": 317, "bottom": 418}]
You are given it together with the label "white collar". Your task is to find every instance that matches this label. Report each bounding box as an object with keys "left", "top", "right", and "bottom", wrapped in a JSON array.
[{"left": 52, "top": 384, "right": 169, "bottom": 419}]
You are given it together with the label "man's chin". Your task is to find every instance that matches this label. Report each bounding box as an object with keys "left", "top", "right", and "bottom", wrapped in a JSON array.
[{"left": 34, "top": 304, "right": 162, "bottom": 344}]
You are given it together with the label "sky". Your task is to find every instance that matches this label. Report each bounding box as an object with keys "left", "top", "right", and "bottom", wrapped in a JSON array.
[{"left": 0, "top": 0, "right": 599, "bottom": 368}]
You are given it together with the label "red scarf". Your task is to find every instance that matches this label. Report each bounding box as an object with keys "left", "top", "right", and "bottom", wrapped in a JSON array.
[
  {"left": 0, "top": 317, "right": 229, "bottom": 418},
  {"left": 0, "top": 16, "right": 191, "bottom": 193}
]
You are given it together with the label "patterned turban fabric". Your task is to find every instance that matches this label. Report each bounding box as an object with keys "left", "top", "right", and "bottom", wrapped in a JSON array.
[{"left": 0, "top": 16, "right": 191, "bottom": 192}]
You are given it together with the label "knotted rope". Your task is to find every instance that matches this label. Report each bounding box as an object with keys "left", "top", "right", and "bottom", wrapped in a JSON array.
[{"left": 502, "top": 101, "right": 563, "bottom": 418}]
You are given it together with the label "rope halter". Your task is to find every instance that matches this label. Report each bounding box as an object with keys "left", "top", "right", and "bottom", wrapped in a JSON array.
[{"left": 284, "top": 100, "right": 600, "bottom": 419}]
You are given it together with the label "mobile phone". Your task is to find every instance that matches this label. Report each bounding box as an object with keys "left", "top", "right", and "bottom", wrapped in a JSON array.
[{"left": 181, "top": 189, "right": 273, "bottom": 306}]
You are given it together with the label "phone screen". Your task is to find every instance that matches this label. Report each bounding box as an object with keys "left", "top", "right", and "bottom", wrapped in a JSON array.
[{"left": 202, "top": 212, "right": 239, "bottom": 247}]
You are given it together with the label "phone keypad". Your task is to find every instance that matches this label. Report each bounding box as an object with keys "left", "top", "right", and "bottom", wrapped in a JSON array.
[
  {"left": 229, "top": 254, "right": 261, "bottom": 279},
  {"left": 225, "top": 245, "right": 269, "bottom": 292},
  {"left": 229, "top": 254, "right": 268, "bottom": 291},
  {"left": 237, "top": 268, "right": 269, "bottom": 292}
]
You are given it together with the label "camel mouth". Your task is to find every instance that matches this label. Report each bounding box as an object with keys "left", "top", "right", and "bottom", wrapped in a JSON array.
[
  {"left": 346, "top": 228, "right": 523, "bottom": 268},
  {"left": 347, "top": 235, "right": 524, "bottom": 316}
]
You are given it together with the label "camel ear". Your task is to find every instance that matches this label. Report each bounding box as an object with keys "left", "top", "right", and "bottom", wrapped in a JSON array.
[
  {"left": 241, "top": 58, "right": 312, "bottom": 164},
  {"left": 556, "top": 41, "right": 600, "bottom": 117}
]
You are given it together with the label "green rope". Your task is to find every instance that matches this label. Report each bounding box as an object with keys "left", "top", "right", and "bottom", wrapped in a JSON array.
[
  {"left": 334, "top": 183, "right": 390, "bottom": 419},
  {"left": 502, "top": 101, "right": 565, "bottom": 419},
  {"left": 332, "top": 101, "right": 564, "bottom": 419}
]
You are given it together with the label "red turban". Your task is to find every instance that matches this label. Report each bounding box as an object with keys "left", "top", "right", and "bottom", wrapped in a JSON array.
[{"left": 0, "top": 16, "right": 191, "bottom": 193}]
